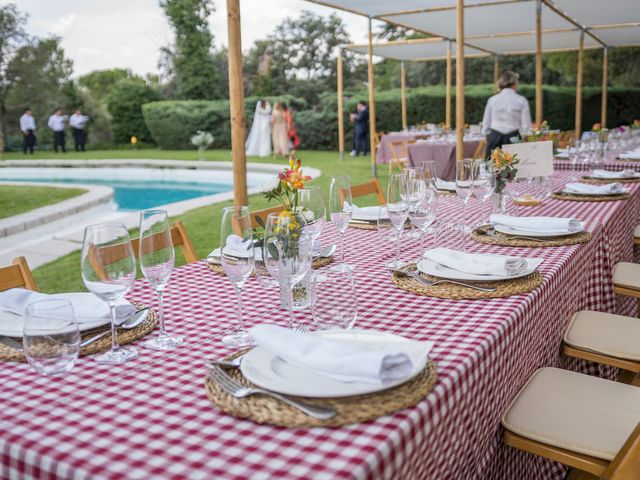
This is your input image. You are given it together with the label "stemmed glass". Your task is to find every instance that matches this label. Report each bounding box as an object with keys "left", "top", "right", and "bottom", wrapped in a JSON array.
[
  {"left": 408, "top": 196, "right": 438, "bottom": 258},
  {"left": 568, "top": 140, "right": 580, "bottom": 179},
  {"left": 456, "top": 159, "right": 475, "bottom": 234},
  {"left": 219, "top": 206, "right": 254, "bottom": 347},
  {"left": 139, "top": 209, "right": 183, "bottom": 350},
  {"left": 386, "top": 173, "right": 409, "bottom": 269},
  {"left": 81, "top": 223, "right": 138, "bottom": 364},
  {"left": 298, "top": 185, "right": 326, "bottom": 246},
  {"left": 472, "top": 160, "right": 495, "bottom": 226},
  {"left": 329, "top": 175, "right": 353, "bottom": 272}
]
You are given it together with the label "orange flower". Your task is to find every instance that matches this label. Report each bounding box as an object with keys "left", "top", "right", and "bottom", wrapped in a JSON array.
[
  {"left": 279, "top": 153, "right": 312, "bottom": 190},
  {"left": 592, "top": 123, "right": 602, "bottom": 131}
]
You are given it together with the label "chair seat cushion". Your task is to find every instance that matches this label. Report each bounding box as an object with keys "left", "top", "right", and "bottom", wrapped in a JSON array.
[
  {"left": 613, "top": 262, "right": 640, "bottom": 291},
  {"left": 564, "top": 310, "right": 640, "bottom": 361},
  {"left": 501, "top": 367, "right": 640, "bottom": 460}
]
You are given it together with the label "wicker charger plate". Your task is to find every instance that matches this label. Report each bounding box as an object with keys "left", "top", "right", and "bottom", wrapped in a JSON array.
[
  {"left": 579, "top": 176, "right": 640, "bottom": 184},
  {"left": 348, "top": 221, "right": 412, "bottom": 231},
  {"left": 0, "top": 302, "right": 157, "bottom": 363},
  {"left": 203, "top": 350, "right": 437, "bottom": 428},
  {"left": 207, "top": 255, "right": 334, "bottom": 275},
  {"left": 551, "top": 191, "right": 630, "bottom": 202},
  {"left": 391, "top": 263, "right": 543, "bottom": 300},
  {"left": 471, "top": 224, "right": 592, "bottom": 248}
]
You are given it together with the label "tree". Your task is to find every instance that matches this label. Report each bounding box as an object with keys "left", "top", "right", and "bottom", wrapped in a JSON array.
[
  {"left": 78, "top": 69, "right": 140, "bottom": 100},
  {"left": 159, "top": 0, "right": 221, "bottom": 100},
  {"left": 106, "top": 80, "right": 160, "bottom": 143}
]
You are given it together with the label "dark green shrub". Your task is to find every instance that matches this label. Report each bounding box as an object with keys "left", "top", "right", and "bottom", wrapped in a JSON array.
[{"left": 107, "top": 80, "right": 161, "bottom": 144}]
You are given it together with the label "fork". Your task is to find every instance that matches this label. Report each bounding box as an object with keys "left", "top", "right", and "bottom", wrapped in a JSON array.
[
  {"left": 208, "top": 366, "right": 336, "bottom": 420},
  {"left": 394, "top": 268, "right": 497, "bottom": 293}
]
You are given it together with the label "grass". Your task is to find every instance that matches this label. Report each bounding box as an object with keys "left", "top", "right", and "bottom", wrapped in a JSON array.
[
  {"left": 0, "top": 185, "right": 86, "bottom": 220},
  {"left": 22, "top": 149, "right": 391, "bottom": 293}
]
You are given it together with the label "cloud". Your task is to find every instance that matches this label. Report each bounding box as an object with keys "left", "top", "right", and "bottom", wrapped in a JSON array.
[{"left": 33, "top": 13, "right": 78, "bottom": 36}]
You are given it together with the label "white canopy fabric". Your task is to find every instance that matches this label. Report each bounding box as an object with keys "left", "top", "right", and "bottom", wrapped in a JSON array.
[{"left": 346, "top": 38, "right": 486, "bottom": 61}]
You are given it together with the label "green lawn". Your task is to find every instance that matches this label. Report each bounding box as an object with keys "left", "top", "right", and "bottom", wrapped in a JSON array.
[
  {"left": 24, "top": 149, "right": 391, "bottom": 293},
  {"left": 0, "top": 185, "right": 86, "bottom": 220}
]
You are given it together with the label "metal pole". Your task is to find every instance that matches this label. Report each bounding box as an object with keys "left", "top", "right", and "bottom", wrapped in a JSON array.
[{"left": 455, "top": 0, "right": 465, "bottom": 161}]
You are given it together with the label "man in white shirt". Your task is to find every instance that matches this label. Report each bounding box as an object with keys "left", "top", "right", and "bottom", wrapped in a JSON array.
[
  {"left": 69, "top": 109, "right": 89, "bottom": 152},
  {"left": 19, "top": 108, "right": 36, "bottom": 154},
  {"left": 481, "top": 71, "right": 532, "bottom": 158},
  {"left": 48, "top": 109, "right": 68, "bottom": 153}
]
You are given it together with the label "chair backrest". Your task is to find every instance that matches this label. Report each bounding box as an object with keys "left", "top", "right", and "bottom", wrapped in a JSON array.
[
  {"left": 350, "top": 178, "right": 386, "bottom": 205},
  {"left": 250, "top": 205, "right": 284, "bottom": 229},
  {"left": 603, "top": 422, "right": 640, "bottom": 480},
  {"left": 389, "top": 139, "right": 415, "bottom": 162},
  {"left": 0, "top": 257, "right": 38, "bottom": 292},
  {"left": 472, "top": 140, "right": 487, "bottom": 161}
]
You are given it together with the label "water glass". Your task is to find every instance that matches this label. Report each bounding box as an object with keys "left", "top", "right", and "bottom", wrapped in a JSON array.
[
  {"left": 377, "top": 205, "right": 396, "bottom": 242},
  {"left": 387, "top": 173, "right": 409, "bottom": 269},
  {"left": 329, "top": 175, "right": 353, "bottom": 272},
  {"left": 456, "top": 159, "right": 475, "bottom": 234},
  {"left": 472, "top": 160, "right": 495, "bottom": 225},
  {"left": 420, "top": 160, "right": 439, "bottom": 200},
  {"left": 312, "top": 270, "right": 358, "bottom": 330},
  {"left": 298, "top": 185, "right": 326, "bottom": 243},
  {"left": 408, "top": 196, "right": 438, "bottom": 258},
  {"left": 23, "top": 299, "right": 80, "bottom": 375}
]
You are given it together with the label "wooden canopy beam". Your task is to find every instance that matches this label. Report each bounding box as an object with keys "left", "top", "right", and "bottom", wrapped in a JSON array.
[
  {"left": 601, "top": 46, "right": 608, "bottom": 128},
  {"left": 494, "top": 55, "right": 500, "bottom": 92},
  {"left": 575, "top": 30, "right": 584, "bottom": 138},
  {"left": 401, "top": 61, "right": 407, "bottom": 130},
  {"left": 337, "top": 49, "right": 345, "bottom": 160},
  {"left": 445, "top": 40, "right": 452, "bottom": 130},
  {"left": 535, "top": 0, "right": 543, "bottom": 125},
  {"left": 367, "top": 17, "right": 377, "bottom": 176},
  {"left": 456, "top": 0, "right": 464, "bottom": 161}
]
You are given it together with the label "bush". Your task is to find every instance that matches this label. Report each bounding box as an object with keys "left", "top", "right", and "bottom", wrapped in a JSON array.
[{"left": 107, "top": 80, "right": 161, "bottom": 144}]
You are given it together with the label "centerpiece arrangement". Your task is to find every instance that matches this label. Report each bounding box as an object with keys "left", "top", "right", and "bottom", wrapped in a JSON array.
[
  {"left": 191, "top": 130, "right": 215, "bottom": 160},
  {"left": 489, "top": 147, "right": 520, "bottom": 212}
]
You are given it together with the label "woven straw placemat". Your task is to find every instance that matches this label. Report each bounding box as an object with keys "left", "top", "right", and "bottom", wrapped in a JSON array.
[
  {"left": 551, "top": 191, "right": 630, "bottom": 202},
  {"left": 471, "top": 225, "right": 592, "bottom": 248},
  {"left": 0, "top": 302, "right": 157, "bottom": 363},
  {"left": 207, "top": 255, "right": 334, "bottom": 275},
  {"left": 391, "top": 264, "right": 543, "bottom": 300},
  {"left": 348, "top": 221, "right": 413, "bottom": 231},
  {"left": 579, "top": 176, "right": 640, "bottom": 184},
  {"left": 203, "top": 351, "right": 437, "bottom": 428}
]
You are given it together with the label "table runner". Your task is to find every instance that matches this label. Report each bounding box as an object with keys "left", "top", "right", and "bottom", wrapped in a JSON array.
[{"left": 1, "top": 172, "right": 639, "bottom": 479}]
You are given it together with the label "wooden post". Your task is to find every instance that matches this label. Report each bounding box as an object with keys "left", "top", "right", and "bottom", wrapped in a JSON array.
[
  {"left": 455, "top": 0, "right": 464, "bottom": 161},
  {"left": 445, "top": 40, "right": 452, "bottom": 130},
  {"left": 493, "top": 55, "right": 500, "bottom": 93},
  {"left": 367, "top": 17, "right": 377, "bottom": 177},
  {"left": 401, "top": 61, "right": 407, "bottom": 130},
  {"left": 535, "top": 0, "right": 543, "bottom": 125},
  {"left": 226, "top": 0, "right": 247, "bottom": 207},
  {"left": 337, "top": 49, "right": 345, "bottom": 160},
  {"left": 601, "top": 46, "right": 608, "bottom": 128},
  {"left": 575, "top": 30, "right": 584, "bottom": 138}
]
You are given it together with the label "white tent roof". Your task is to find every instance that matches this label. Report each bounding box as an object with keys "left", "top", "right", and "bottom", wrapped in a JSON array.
[{"left": 346, "top": 38, "right": 487, "bottom": 61}]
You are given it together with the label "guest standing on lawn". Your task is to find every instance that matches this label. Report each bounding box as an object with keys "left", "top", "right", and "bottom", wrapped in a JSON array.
[
  {"left": 283, "top": 103, "right": 301, "bottom": 150},
  {"left": 19, "top": 108, "right": 36, "bottom": 154},
  {"left": 271, "top": 102, "right": 290, "bottom": 157},
  {"left": 69, "top": 109, "right": 89, "bottom": 152},
  {"left": 481, "top": 71, "right": 532, "bottom": 158},
  {"left": 48, "top": 109, "right": 68, "bottom": 153},
  {"left": 350, "top": 101, "right": 369, "bottom": 156}
]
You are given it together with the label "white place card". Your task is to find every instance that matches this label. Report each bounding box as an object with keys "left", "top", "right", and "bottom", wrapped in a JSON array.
[{"left": 503, "top": 140, "right": 554, "bottom": 178}]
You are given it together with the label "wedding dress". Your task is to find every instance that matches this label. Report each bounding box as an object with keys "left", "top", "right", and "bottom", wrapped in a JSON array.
[{"left": 245, "top": 101, "right": 272, "bottom": 157}]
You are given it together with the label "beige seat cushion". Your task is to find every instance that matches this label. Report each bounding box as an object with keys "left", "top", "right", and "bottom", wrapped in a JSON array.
[
  {"left": 613, "top": 262, "right": 640, "bottom": 291},
  {"left": 635, "top": 225, "right": 640, "bottom": 239},
  {"left": 564, "top": 310, "right": 640, "bottom": 361},
  {"left": 501, "top": 367, "right": 640, "bottom": 460}
]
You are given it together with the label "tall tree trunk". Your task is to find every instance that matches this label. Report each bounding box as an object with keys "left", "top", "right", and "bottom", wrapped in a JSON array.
[{"left": 0, "top": 100, "right": 6, "bottom": 157}]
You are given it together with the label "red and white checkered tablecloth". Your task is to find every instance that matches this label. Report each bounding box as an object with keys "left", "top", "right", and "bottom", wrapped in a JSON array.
[
  {"left": 554, "top": 156, "right": 640, "bottom": 172},
  {"left": 1, "top": 172, "right": 639, "bottom": 480}
]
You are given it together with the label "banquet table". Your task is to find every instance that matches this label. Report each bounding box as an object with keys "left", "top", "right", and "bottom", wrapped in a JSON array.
[
  {"left": 2, "top": 171, "right": 640, "bottom": 480},
  {"left": 375, "top": 131, "right": 434, "bottom": 164},
  {"left": 407, "top": 139, "right": 483, "bottom": 180},
  {"left": 554, "top": 155, "right": 640, "bottom": 172}
]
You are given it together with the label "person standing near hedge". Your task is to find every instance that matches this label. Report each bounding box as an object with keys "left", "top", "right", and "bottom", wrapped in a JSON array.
[
  {"left": 69, "top": 108, "right": 89, "bottom": 152},
  {"left": 481, "top": 71, "right": 532, "bottom": 158},
  {"left": 19, "top": 108, "right": 37, "bottom": 154},
  {"left": 271, "top": 102, "right": 290, "bottom": 157},
  {"left": 350, "top": 101, "right": 369, "bottom": 156},
  {"left": 48, "top": 109, "right": 68, "bottom": 153}
]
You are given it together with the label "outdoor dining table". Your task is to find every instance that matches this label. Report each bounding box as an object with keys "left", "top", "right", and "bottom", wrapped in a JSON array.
[
  {"left": 1, "top": 172, "right": 639, "bottom": 479},
  {"left": 375, "top": 131, "right": 434, "bottom": 164},
  {"left": 554, "top": 155, "right": 640, "bottom": 172},
  {"left": 407, "top": 138, "right": 483, "bottom": 180}
]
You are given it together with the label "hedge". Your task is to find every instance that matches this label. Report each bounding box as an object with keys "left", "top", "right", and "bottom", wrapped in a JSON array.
[{"left": 142, "top": 84, "right": 640, "bottom": 151}]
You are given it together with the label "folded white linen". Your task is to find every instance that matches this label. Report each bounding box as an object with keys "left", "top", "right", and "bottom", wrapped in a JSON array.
[
  {"left": 209, "top": 239, "right": 322, "bottom": 260},
  {"left": 591, "top": 169, "right": 639, "bottom": 179},
  {"left": 490, "top": 214, "right": 581, "bottom": 233},
  {"left": 563, "top": 182, "right": 626, "bottom": 195},
  {"left": 619, "top": 151, "right": 640, "bottom": 160},
  {"left": 0, "top": 288, "right": 135, "bottom": 324},
  {"left": 351, "top": 205, "right": 387, "bottom": 221},
  {"left": 436, "top": 179, "right": 456, "bottom": 191},
  {"left": 423, "top": 247, "right": 528, "bottom": 276},
  {"left": 249, "top": 324, "right": 433, "bottom": 385},
  {"left": 554, "top": 152, "right": 569, "bottom": 159}
]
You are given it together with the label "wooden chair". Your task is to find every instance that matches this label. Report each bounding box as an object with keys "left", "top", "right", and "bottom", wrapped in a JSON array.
[
  {"left": 612, "top": 262, "right": 640, "bottom": 317},
  {"left": 502, "top": 367, "right": 640, "bottom": 479},
  {"left": 471, "top": 140, "right": 487, "bottom": 161},
  {"left": 373, "top": 131, "right": 384, "bottom": 153},
  {"left": 388, "top": 139, "right": 416, "bottom": 174},
  {"left": 350, "top": 179, "right": 386, "bottom": 205},
  {"left": 249, "top": 205, "right": 284, "bottom": 229},
  {"left": 0, "top": 257, "right": 37, "bottom": 292}
]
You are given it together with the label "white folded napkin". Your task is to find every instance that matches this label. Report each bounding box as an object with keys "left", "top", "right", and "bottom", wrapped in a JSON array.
[
  {"left": 209, "top": 239, "right": 321, "bottom": 261},
  {"left": 591, "top": 169, "right": 639, "bottom": 179},
  {"left": 490, "top": 214, "right": 581, "bottom": 234},
  {"left": 220, "top": 234, "right": 254, "bottom": 258},
  {"left": 554, "top": 151, "right": 569, "bottom": 159},
  {"left": 352, "top": 205, "right": 387, "bottom": 221},
  {"left": 619, "top": 151, "right": 640, "bottom": 160},
  {"left": 249, "top": 324, "right": 433, "bottom": 385},
  {"left": 436, "top": 179, "right": 456, "bottom": 191},
  {"left": 423, "top": 247, "right": 528, "bottom": 276},
  {"left": 563, "top": 182, "right": 626, "bottom": 195},
  {"left": 0, "top": 288, "right": 135, "bottom": 324}
]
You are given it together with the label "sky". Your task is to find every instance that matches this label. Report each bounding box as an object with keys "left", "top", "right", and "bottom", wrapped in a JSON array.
[{"left": 13, "top": 0, "right": 370, "bottom": 78}]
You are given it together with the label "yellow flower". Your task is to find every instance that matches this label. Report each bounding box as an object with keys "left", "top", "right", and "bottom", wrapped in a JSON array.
[{"left": 130, "top": 135, "right": 138, "bottom": 145}]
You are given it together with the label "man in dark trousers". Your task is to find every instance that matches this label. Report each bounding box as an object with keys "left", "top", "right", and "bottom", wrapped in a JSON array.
[
  {"left": 48, "top": 109, "right": 68, "bottom": 153},
  {"left": 19, "top": 108, "right": 36, "bottom": 154},
  {"left": 350, "top": 101, "right": 370, "bottom": 156},
  {"left": 69, "top": 108, "right": 89, "bottom": 151}
]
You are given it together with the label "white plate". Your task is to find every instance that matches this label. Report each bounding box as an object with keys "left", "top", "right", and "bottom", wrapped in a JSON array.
[
  {"left": 561, "top": 189, "right": 626, "bottom": 197},
  {"left": 0, "top": 310, "right": 110, "bottom": 337},
  {"left": 352, "top": 206, "right": 386, "bottom": 221},
  {"left": 494, "top": 223, "right": 585, "bottom": 238},
  {"left": 417, "top": 257, "right": 542, "bottom": 282},
  {"left": 240, "top": 329, "right": 429, "bottom": 398}
]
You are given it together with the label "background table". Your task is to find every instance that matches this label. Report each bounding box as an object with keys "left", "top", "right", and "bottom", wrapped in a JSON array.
[
  {"left": 375, "top": 131, "right": 433, "bottom": 164},
  {"left": 554, "top": 155, "right": 640, "bottom": 172},
  {"left": 407, "top": 139, "right": 483, "bottom": 180},
  {"left": 1, "top": 172, "right": 639, "bottom": 479}
]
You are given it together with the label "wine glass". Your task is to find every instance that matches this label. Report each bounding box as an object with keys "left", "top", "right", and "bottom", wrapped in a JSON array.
[
  {"left": 404, "top": 171, "right": 423, "bottom": 239},
  {"left": 456, "top": 159, "right": 475, "bottom": 234},
  {"left": 139, "top": 209, "right": 183, "bottom": 351},
  {"left": 312, "top": 270, "right": 358, "bottom": 330},
  {"left": 220, "top": 206, "right": 254, "bottom": 347},
  {"left": 329, "top": 175, "right": 352, "bottom": 272},
  {"left": 568, "top": 139, "right": 580, "bottom": 179},
  {"left": 298, "top": 185, "right": 326, "bottom": 246},
  {"left": 81, "top": 223, "right": 138, "bottom": 364},
  {"left": 386, "top": 173, "right": 409, "bottom": 269},
  {"left": 420, "top": 160, "right": 439, "bottom": 192},
  {"left": 472, "top": 160, "right": 495, "bottom": 226},
  {"left": 408, "top": 196, "right": 438, "bottom": 258}
]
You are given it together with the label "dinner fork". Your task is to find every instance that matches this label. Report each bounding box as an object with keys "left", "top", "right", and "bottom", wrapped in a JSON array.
[
  {"left": 393, "top": 268, "right": 497, "bottom": 293},
  {"left": 208, "top": 366, "right": 336, "bottom": 420}
]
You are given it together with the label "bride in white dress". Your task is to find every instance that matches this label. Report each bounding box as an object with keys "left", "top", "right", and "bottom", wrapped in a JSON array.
[{"left": 245, "top": 100, "right": 272, "bottom": 157}]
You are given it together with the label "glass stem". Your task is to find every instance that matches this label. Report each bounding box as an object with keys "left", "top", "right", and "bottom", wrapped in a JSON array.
[
  {"left": 340, "top": 230, "right": 345, "bottom": 264},
  {"left": 480, "top": 198, "right": 485, "bottom": 225},
  {"left": 462, "top": 200, "right": 467, "bottom": 229},
  {"left": 156, "top": 287, "right": 166, "bottom": 337},
  {"left": 288, "top": 283, "right": 295, "bottom": 329},
  {"left": 395, "top": 228, "right": 402, "bottom": 262},
  {"left": 419, "top": 231, "right": 425, "bottom": 258},
  {"left": 108, "top": 301, "right": 120, "bottom": 353},
  {"left": 234, "top": 284, "right": 246, "bottom": 333}
]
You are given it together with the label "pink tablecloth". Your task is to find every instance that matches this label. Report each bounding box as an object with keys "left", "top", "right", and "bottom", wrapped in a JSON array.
[
  {"left": 407, "top": 140, "right": 483, "bottom": 180},
  {"left": 2, "top": 171, "right": 639, "bottom": 479}
]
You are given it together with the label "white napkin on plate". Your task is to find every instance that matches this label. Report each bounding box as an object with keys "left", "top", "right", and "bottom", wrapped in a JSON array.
[
  {"left": 490, "top": 214, "right": 581, "bottom": 234},
  {"left": 436, "top": 179, "right": 456, "bottom": 191},
  {"left": 209, "top": 239, "right": 322, "bottom": 260},
  {"left": 352, "top": 204, "right": 387, "bottom": 221},
  {"left": 249, "top": 324, "right": 433, "bottom": 385},
  {"left": 591, "top": 169, "right": 639, "bottom": 179},
  {"left": 563, "top": 182, "right": 626, "bottom": 195},
  {"left": 619, "top": 151, "right": 640, "bottom": 160},
  {"left": 423, "top": 247, "right": 527, "bottom": 276},
  {"left": 554, "top": 151, "right": 569, "bottom": 159},
  {"left": 0, "top": 288, "right": 135, "bottom": 324}
]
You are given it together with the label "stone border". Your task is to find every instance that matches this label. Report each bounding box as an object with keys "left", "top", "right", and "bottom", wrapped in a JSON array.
[{"left": 0, "top": 181, "right": 113, "bottom": 238}]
